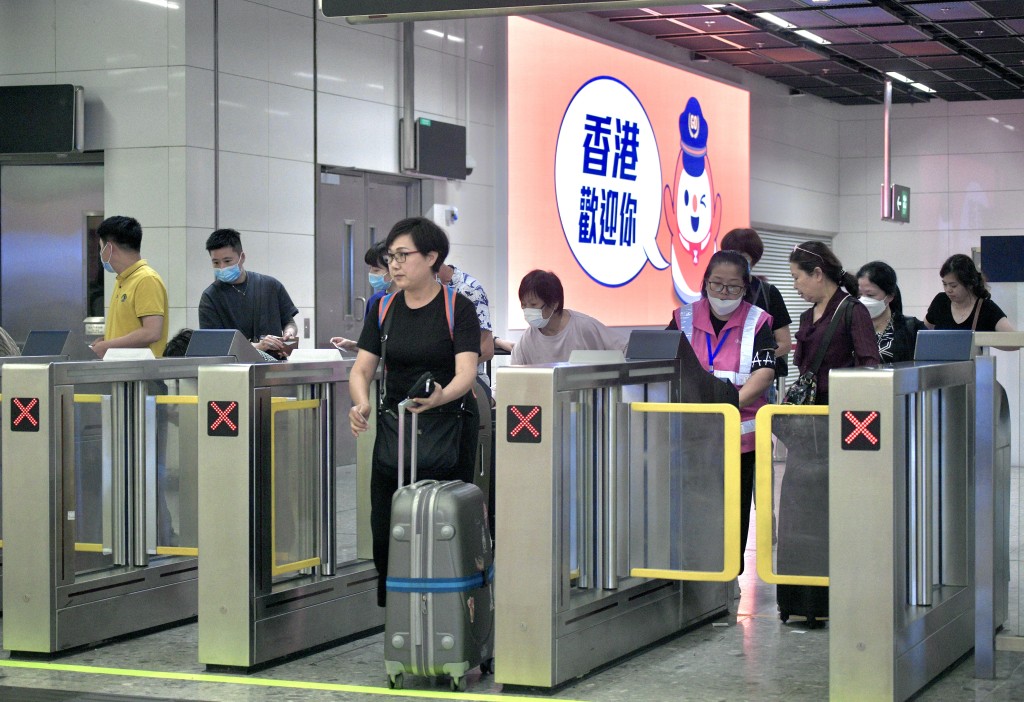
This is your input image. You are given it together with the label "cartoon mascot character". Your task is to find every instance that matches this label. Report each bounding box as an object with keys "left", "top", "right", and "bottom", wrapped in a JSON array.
[{"left": 663, "top": 97, "right": 722, "bottom": 302}]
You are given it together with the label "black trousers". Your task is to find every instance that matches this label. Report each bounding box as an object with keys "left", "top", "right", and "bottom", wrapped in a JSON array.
[
  {"left": 739, "top": 450, "right": 756, "bottom": 575},
  {"left": 370, "top": 469, "right": 399, "bottom": 608}
]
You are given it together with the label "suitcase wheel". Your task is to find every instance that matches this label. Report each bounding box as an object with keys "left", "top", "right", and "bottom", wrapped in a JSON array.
[
  {"left": 388, "top": 672, "right": 404, "bottom": 690},
  {"left": 450, "top": 675, "right": 467, "bottom": 692},
  {"left": 779, "top": 610, "right": 790, "bottom": 624},
  {"left": 806, "top": 616, "right": 824, "bottom": 630},
  {"left": 480, "top": 658, "right": 494, "bottom": 676}
]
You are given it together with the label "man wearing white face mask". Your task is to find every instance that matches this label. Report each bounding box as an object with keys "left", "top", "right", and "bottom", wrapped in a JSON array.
[
  {"left": 198, "top": 228, "right": 299, "bottom": 358},
  {"left": 666, "top": 250, "right": 776, "bottom": 576},
  {"left": 509, "top": 270, "right": 626, "bottom": 365}
]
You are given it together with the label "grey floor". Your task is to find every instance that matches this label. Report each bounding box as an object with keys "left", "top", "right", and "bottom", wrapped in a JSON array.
[
  {"left": 3, "top": 465, "right": 1024, "bottom": 701},
  {"left": 3, "top": 550, "right": 1024, "bottom": 700}
]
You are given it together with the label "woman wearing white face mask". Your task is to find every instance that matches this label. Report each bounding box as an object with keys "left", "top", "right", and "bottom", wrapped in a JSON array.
[
  {"left": 856, "top": 260, "right": 925, "bottom": 363},
  {"left": 666, "top": 250, "right": 777, "bottom": 575},
  {"left": 509, "top": 270, "right": 626, "bottom": 365}
]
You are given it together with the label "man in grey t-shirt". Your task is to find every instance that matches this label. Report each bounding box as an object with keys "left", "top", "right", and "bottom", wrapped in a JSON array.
[{"left": 198, "top": 228, "right": 299, "bottom": 358}]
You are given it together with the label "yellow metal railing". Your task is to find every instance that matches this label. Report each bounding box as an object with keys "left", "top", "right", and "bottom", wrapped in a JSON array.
[
  {"left": 73, "top": 394, "right": 106, "bottom": 554},
  {"left": 755, "top": 403, "right": 830, "bottom": 587},
  {"left": 73, "top": 394, "right": 103, "bottom": 403},
  {"left": 155, "top": 395, "right": 199, "bottom": 405},
  {"left": 269, "top": 398, "right": 322, "bottom": 577},
  {"left": 628, "top": 402, "right": 742, "bottom": 582}
]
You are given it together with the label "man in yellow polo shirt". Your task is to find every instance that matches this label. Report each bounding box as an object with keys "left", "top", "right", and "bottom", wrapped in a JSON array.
[{"left": 91, "top": 216, "right": 169, "bottom": 358}]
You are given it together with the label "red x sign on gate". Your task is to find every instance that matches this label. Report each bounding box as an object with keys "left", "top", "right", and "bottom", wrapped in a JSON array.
[
  {"left": 11, "top": 397, "right": 40, "bottom": 432},
  {"left": 841, "top": 410, "right": 880, "bottom": 451},
  {"left": 207, "top": 400, "right": 239, "bottom": 437},
  {"left": 507, "top": 405, "right": 542, "bottom": 443}
]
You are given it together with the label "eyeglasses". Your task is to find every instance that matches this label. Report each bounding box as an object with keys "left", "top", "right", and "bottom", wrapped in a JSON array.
[
  {"left": 707, "top": 281, "right": 745, "bottom": 296},
  {"left": 383, "top": 249, "right": 420, "bottom": 265},
  {"left": 793, "top": 244, "right": 825, "bottom": 261}
]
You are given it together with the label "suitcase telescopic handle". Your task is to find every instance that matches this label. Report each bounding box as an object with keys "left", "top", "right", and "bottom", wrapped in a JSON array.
[{"left": 397, "top": 398, "right": 418, "bottom": 487}]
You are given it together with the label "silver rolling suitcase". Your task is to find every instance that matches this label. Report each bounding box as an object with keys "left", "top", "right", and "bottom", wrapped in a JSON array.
[{"left": 384, "top": 399, "right": 494, "bottom": 691}]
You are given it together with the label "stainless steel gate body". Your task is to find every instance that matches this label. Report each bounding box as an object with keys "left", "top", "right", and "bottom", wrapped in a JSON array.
[
  {"left": 197, "top": 360, "right": 380, "bottom": 669},
  {"left": 495, "top": 360, "right": 731, "bottom": 688},
  {"left": 828, "top": 360, "right": 1007, "bottom": 700},
  {"left": 2, "top": 358, "right": 220, "bottom": 654}
]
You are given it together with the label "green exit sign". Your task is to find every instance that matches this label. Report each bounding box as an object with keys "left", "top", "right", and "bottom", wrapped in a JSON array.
[{"left": 891, "top": 184, "right": 910, "bottom": 224}]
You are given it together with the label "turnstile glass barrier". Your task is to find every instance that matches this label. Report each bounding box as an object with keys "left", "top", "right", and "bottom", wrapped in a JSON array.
[
  {"left": 197, "top": 361, "right": 380, "bottom": 669},
  {"left": 495, "top": 360, "right": 733, "bottom": 689},
  {"left": 269, "top": 391, "right": 322, "bottom": 582},
  {"left": 754, "top": 407, "right": 831, "bottom": 590},
  {"left": 627, "top": 405, "right": 738, "bottom": 581},
  {"left": 71, "top": 388, "right": 116, "bottom": 572},
  {"left": 146, "top": 379, "right": 200, "bottom": 557},
  {"left": 2, "top": 357, "right": 228, "bottom": 654}
]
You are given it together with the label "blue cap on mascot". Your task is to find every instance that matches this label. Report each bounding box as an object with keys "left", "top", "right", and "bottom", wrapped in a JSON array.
[{"left": 679, "top": 97, "right": 708, "bottom": 178}]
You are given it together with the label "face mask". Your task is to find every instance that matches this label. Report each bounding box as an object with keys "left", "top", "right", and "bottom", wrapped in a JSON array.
[
  {"left": 369, "top": 273, "right": 388, "bottom": 293},
  {"left": 215, "top": 264, "right": 242, "bottom": 284},
  {"left": 707, "top": 295, "right": 742, "bottom": 316},
  {"left": 523, "top": 307, "right": 550, "bottom": 329},
  {"left": 859, "top": 296, "right": 888, "bottom": 319},
  {"left": 101, "top": 243, "right": 115, "bottom": 274}
]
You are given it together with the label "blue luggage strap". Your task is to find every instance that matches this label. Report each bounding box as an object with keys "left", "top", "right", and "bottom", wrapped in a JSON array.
[{"left": 386, "top": 564, "right": 494, "bottom": 594}]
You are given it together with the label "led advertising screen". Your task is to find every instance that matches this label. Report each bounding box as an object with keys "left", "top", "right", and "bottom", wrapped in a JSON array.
[{"left": 507, "top": 17, "right": 750, "bottom": 328}]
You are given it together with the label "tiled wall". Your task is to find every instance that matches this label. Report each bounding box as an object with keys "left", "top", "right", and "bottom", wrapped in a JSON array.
[
  {"left": 315, "top": 11, "right": 500, "bottom": 330},
  {"left": 0, "top": 0, "right": 499, "bottom": 345},
  {"left": 750, "top": 88, "right": 840, "bottom": 235},
  {"left": 0, "top": 0, "right": 216, "bottom": 338}
]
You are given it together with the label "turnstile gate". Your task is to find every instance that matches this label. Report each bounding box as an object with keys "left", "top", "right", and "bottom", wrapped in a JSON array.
[
  {"left": 2, "top": 358, "right": 221, "bottom": 653},
  {"left": 197, "top": 360, "right": 381, "bottom": 669},
  {"left": 495, "top": 359, "right": 735, "bottom": 688},
  {"left": 827, "top": 358, "right": 1009, "bottom": 700}
]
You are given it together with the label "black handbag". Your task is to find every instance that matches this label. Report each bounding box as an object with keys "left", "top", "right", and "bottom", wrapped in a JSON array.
[
  {"left": 373, "top": 407, "right": 463, "bottom": 480},
  {"left": 783, "top": 297, "right": 852, "bottom": 406}
]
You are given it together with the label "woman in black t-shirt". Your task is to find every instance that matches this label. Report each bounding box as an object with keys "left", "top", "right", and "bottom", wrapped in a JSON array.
[
  {"left": 348, "top": 217, "right": 481, "bottom": 607},
  {"left": 925, "top": 254, "right": 1015, "bottom": 333}
]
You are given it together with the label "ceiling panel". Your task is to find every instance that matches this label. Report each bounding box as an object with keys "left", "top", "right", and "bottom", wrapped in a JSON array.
[
  {"left": 888, "top": 41, "right": 958, "bottom": 56},
  {"left": 910, "top": 2, "right": 990, "bottom": 21},
  {"left": 592, "top": 1, "right": 1024, "bottom": 104}
]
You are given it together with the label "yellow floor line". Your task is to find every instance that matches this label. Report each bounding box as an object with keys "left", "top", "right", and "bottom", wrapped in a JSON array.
[{"left": 0, "top": 659, "right": 587, "bottom": 702}]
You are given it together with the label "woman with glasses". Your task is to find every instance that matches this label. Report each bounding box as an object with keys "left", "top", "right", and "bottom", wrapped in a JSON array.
[
  {"left": 666, "top": 250, "right": 777, "bottom": 578},
  {"left": 347, "top": 217, "right": 481, "bottom": 608},
  {"left": 509, "top": 269, "right": 626, "bottom": 365},
  {"left": 779, "top": 241, "right": 879, "bottom": 628},
  {"left": 856, "top": 260, "right": 925, "bottom": 363}
]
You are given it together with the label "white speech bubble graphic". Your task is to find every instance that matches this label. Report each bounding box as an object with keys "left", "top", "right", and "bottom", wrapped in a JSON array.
[{"left": 555, "top": 77, "right": 667, "bottom": 287}]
